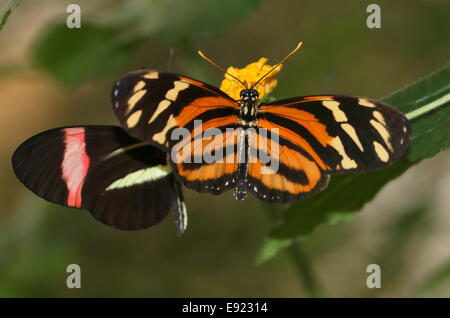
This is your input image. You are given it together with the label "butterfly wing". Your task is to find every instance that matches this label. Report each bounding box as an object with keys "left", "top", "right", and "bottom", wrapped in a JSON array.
[
  {"left": 249, "top": 95, "right": 410, "bottom": 203},
  {"left": 12, "top": 126, "right": 186, "bottom": 232},
  {"left": 112, "top": 70, "right": 239, "bottom": 151},
  {"left": 259, "top": 95, "right": 410, "bottom": 173}
]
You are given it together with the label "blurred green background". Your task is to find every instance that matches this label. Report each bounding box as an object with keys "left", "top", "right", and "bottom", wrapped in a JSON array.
[{"left": 0, "top": 0, "right": 449, "bottom": 297}]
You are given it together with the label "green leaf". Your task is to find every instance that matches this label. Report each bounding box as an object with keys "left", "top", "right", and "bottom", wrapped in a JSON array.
[
  {"left": 257, "top": 64, "right": 450, "bottom": 263},
  {"left": 0, "top": 0, "right": 22, "bottom": 31},
  {"left": 255, "top": 237, "right": 294, "bottom": 265},
  {"left": 31, "top": 22, "right": 139, "bottom": 84},
  {"left": 385, "top": 65, "right": 450, "bottom": 161},
  {"left": 416, "top": 258, "right": 450, "bottom": 296},
  {"left": 30, "top": 0, "right": 260, "bottom": 84},
  {"left": 148, "top": 0, "right": 261, "bottom": 43}
]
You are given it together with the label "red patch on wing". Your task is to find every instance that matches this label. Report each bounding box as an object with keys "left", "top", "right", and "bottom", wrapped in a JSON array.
[{"left": 62, "top": 128, "right": 90, "bottom": 208}]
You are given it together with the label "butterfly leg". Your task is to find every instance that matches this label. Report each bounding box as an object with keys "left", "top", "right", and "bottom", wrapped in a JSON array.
[{"left": 172, "top": 180, "right": 188, "bottom": 236}]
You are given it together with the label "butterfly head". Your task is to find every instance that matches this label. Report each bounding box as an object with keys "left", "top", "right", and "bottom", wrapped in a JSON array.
[{"left": 240, "top": 89, "right": 259, "bottom": 102}]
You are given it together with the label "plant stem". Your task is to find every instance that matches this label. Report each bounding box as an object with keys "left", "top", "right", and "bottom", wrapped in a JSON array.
[{"left": 286, "top": 241, "right": 323, "bottom": 298}]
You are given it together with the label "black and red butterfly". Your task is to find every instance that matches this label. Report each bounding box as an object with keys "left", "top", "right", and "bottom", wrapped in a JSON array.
[
  {"left": 12, "top": 126, "right": 187, "bottom": 234},
  {"left": 111, "top": 44, "right": 410, "bottom": 204}
]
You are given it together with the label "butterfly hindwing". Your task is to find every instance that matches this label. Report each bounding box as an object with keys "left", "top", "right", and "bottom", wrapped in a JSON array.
[
  {"left": 112, "top": 70, "right": 239, "bottom": 150},
  {"left": 245, "top": 128, "right": 330, "bottom": 203},
  {"left": 12, "top": 126, "right": 185, "bottom": 231},
  {"left": 81, "top": 137, "right": 178, "bottom": 230}
]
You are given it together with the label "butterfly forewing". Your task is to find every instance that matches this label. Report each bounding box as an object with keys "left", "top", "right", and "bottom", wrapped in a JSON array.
[
  {"left": 13, "top": 127, "right": 75, "bottom": 206},
  {"left": 259, "top": 95, "right": 410, "bottom": 174},
  {"left": 112, "top": 70, "right": 239, "bottom": 150}
]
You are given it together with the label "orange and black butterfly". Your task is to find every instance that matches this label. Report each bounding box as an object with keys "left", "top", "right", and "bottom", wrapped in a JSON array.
[{"left": 112, "top": 42, "right": 411, "bottom": 204}]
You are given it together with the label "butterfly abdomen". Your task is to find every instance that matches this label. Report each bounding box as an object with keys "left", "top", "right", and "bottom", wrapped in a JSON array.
[{"left": 234, "top": 129, "right": 250, "bottom": 200}]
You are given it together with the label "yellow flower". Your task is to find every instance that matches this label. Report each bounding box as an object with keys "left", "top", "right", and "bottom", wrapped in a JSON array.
[{"left": 219, "top": 58, "right": 282, "bottom": 101}]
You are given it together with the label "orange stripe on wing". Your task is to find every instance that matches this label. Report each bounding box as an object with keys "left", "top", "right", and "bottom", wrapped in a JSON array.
[
  {"left": 260, "top": 107, "right": 318, "bottom": 120},
  {"left": 303, "top": 95, "right": 334, "bottom": 101},
  {"left": 260, "top": 96, "right": 334, "bottom": 109},
  {"left": 174, "top": 129, "right": 239, "bottom": 163},
  {"left": 189, "top": 96, "right": 239, "bottom": 108},
  {"left": 248, "top": 134, "right": 322, "bottom": 193},
  {"left": 178, "top": 77, "right": 208, "bottom": 88},
  {"left": 258, "top": 119, "right": 328, "bottom": 170},
  {"left": 278, "top": 146, "right": 322, "bottom": 188},
  {"left": 259, "top": 107, "right": 332, "bottom": 147},
  {"left": 248, "top": 158, "right": 322, "bottom": 195},
  {"left": 171, "top": 115, "right": 238, "bottom": 152},
  {"left": 176, "top": 106, "right": 237, "bottom": 128},
  {"left": 176, "top": 153, "right": 238, "bottom": 182}
]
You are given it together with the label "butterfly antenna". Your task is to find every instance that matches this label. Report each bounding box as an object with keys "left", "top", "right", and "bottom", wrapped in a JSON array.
[
  {"left": 251, "top": 41, "right": 303, "bottom": 90},
  {"left": 197, "top": 50, "right": 247, "bottom": 89}
]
